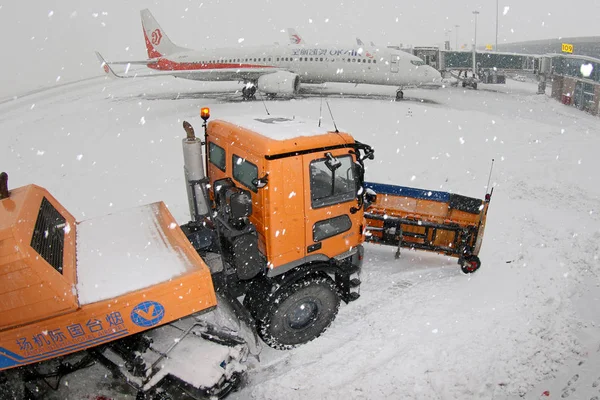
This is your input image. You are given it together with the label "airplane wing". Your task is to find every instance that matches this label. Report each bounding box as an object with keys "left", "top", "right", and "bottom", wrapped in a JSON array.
[{"left": 96, "top": 51, "right": 285, "bottom": 82}]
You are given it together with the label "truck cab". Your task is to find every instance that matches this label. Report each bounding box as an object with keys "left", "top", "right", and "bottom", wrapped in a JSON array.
[
  {"left": 193, "top": 114, "right": 374, "bottom": 349},
  {"left": 206, "top": 116, "right": 366, "bottom": 275}
]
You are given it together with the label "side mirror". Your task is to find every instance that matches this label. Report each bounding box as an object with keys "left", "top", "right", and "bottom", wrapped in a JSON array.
[
  {"left": 251, "top": 173, "right": 269, "bottom": 189},
  {"left": 324, "top": 152, "right": 341, "bottom": 172}
]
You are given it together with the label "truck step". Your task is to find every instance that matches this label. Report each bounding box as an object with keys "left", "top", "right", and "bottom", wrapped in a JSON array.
[
  {"left": 347, "top": 292, "right": 360, "bottom": 302},
  {"left": 349, "top": 278, "right": 361, "bottom": 288}
]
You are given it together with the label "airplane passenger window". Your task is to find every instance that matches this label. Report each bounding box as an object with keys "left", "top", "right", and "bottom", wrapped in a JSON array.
[
  {"left": 363, "top": 59, "right": 366, "bottom": 63},
  {"left": 310, "top": 58, "right": 313, "bottom": 61},
  {"left": 368, "top": 60, "right": 371, "bottom": 63},
  {"left": 374, "top": 60, "right": 377, "bottom": 64},
  {"left": 320, "top": 58, "right": 323, "bottom": 61}
]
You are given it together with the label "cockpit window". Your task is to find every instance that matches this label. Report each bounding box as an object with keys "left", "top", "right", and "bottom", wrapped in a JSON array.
[{"left": 411, "top": 60, "right": 426, "bottom": 66}]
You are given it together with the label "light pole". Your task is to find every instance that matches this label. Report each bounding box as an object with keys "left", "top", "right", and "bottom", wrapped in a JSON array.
[
  {"left": 444, "top": 28, "right": 452, "bottom": 50},
  {"left": 455, "top": 25, "right": 460, "bottom": 50},
  {"left": 472, "top": 11, "right": 479, "bottom": 76},
  {"left": 495, "top": 0, "right": 499, "bottom": 51}
]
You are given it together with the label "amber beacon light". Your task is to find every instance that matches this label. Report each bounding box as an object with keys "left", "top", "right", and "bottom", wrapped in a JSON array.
[{"left": 200, "top": 107, "right": 210, "bottom": 121}]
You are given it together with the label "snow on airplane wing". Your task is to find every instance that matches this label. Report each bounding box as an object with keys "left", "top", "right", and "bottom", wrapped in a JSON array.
[{"left": 96, "top": 51, "right": 285, "bottom": 82}]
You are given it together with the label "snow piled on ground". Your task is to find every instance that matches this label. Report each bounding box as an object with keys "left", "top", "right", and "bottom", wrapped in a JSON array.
[{"left": 1, "top": 77, "right": 599, "bottom": 400}]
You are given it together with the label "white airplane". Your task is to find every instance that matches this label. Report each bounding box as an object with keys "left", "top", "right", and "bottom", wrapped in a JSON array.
[{"left": 97, "top": 9, "right": 442, "bottom": 100}]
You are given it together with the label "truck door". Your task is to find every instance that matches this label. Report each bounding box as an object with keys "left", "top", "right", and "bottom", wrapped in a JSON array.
[
  {"left": 390, "top": 54, "right": 399, "bottom": 73},
  {"left": 303, "top": 150, "right": 362, "bottom": 260}
]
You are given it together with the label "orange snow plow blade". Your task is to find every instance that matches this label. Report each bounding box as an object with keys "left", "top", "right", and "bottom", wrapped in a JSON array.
[
  {"left": 364, "top": 182, "right": 491, "bottom": 271},
  {"left": 0, "top": 184, "right": 217, "bottom": 371}
]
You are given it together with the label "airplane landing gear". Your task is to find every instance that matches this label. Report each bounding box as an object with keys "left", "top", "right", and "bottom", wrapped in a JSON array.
[
  {"left": 242, "top": 84, "right": 257, "bottom": 101},
  {"left": 395, "top": 89, "right": 404, "bottom": 101}
]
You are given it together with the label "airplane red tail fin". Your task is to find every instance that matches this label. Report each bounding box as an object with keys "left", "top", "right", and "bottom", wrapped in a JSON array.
[{"left": 140, "top": 9, "right": 190, "bottom": 58}]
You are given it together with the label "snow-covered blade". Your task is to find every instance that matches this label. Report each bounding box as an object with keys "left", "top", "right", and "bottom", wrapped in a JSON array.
[{"left": 101, "top": 307, "right": 254, "bottom": 399}]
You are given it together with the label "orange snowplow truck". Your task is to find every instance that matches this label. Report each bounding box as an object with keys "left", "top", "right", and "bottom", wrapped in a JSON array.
[
  {"left": 0, "top": 108, "right": 490, "bottom": 399},
  {"left": 181, "top": 112, "right": 372, "bottom": 349}
]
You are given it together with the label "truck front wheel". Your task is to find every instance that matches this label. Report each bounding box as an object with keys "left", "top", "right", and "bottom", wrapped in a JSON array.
[{"left": 256, "top": 276, "right": 340, "bottom": 350}]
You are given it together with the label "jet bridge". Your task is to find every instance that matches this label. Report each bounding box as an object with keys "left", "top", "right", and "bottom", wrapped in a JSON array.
[
  {"left": 411, "top": 47, "right": 540, "bottom": 89},
  {"left": 439, "top": 51, "right": 538, "bottom": 73}
]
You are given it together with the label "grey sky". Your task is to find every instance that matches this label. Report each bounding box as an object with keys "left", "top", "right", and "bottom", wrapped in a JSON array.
[{"left": 1, "top": 0, "right": 598, "bottom": 98}]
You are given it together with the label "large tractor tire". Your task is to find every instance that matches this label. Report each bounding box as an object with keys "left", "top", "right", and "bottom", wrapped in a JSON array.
[{"left": 255, "top": 276, "right": 340, "bottom": 350}]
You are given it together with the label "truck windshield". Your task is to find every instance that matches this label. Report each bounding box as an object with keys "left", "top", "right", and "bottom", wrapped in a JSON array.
[{"left": 310, "top": 155, "right": 356, "bottom": 209}]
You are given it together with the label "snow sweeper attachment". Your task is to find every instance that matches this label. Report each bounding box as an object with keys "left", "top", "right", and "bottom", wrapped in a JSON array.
[
  {"left": 363, "top": 182, "right": 492, "bottom": 273},
  {"left": 0, "top": 173, "right": 254, "bottom": 399}
]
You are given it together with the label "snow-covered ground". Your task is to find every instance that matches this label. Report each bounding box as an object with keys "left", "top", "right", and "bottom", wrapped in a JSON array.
[{"left": 2, "top": 77, "right": 599, "bottom": 400}]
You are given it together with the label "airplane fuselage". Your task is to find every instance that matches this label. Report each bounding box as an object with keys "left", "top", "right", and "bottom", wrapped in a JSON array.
[{"left": 148, "top": 44, "right": 442, "bottom": 88}]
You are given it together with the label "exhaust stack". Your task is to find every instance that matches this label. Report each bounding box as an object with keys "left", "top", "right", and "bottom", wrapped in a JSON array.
[
  {"left": 0, "top": 172, "right": 9, "bottom": 200},
  {"left": 182, "top": 121, "right": 209, "bottom": 222}
]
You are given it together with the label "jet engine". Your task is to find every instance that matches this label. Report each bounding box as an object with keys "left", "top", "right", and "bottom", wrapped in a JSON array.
[{"left": 257, "top": 71, "right": 300, "bottom": 95}]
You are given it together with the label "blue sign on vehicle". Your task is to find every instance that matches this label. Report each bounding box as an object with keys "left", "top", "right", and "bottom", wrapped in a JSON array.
[{"left": 131, "top": 301, "right": 165, "bottom": 327}]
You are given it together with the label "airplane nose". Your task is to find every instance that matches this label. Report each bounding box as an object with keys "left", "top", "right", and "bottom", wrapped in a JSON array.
[
  {"left": 429, "top": 66, "right": 442, "bottom": 81},
  {"left": 418, "top": 66, "right": 443, "bottom": 88}
]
